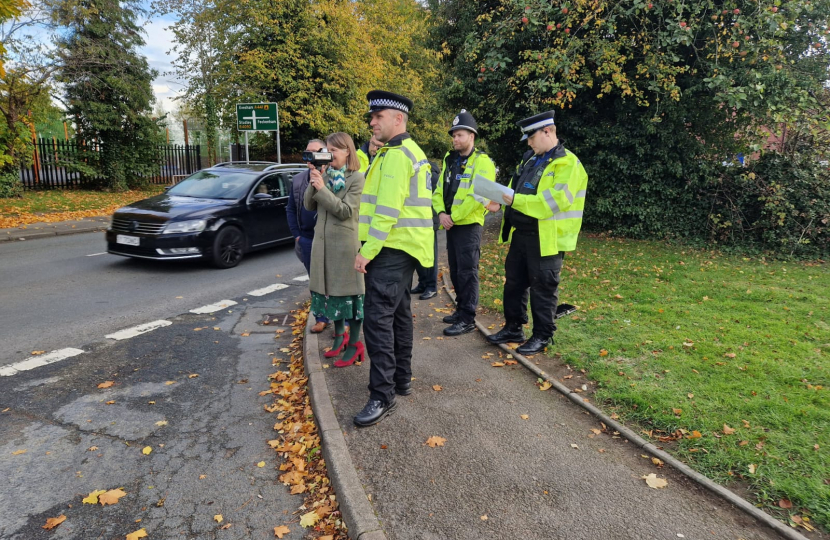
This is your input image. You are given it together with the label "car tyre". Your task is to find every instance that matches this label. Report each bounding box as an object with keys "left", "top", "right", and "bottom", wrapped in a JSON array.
[{"left": 212, "top": 226, "right": 245, "bottom": 268}]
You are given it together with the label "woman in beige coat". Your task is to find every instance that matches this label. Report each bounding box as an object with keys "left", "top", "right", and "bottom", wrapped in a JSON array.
[{"left": 304, "top": 132, "right": 366, "bottom": 367}]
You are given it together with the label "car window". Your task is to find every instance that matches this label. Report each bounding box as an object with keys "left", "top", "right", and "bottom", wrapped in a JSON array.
[
  {"left": 253, "top": 174, "right": 286, "bottom": 199},
  {"left": 168, "top": 170, "right": 254, "bottom": 200}
]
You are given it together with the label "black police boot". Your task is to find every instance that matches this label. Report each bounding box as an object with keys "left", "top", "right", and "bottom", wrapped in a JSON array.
[
  {"left": 444, "top": 321, "right": 476, "bottom": 336},
  {"left": 442, "top": 313, "right": 459, "bottom": 324},
  {"left": 395, "top": 382, "right": 413, "bottom": 396},
  {"left": 410, "top": 283, "right": 426, "bottom": 294},
  {"left": 516, "top": 335, "right": 551, "bottom": 355},
  {"left": 353, "top": 399, "right": 397, "bottom": 427},
  {"left": 419, "top": 289, "right": 437, "bottom": 300},
  {"left": 486, "top": 324, "right": 525, "bottom": 345}
]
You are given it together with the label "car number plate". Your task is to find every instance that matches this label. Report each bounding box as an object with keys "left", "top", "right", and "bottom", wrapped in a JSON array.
[{"left": 116, "top": 235, "right": 140, "bottom": 246}]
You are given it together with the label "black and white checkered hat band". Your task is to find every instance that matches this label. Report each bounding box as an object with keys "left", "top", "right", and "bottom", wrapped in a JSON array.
[{"left": 369, "top": 98, "right": 410, "bottom": 113}]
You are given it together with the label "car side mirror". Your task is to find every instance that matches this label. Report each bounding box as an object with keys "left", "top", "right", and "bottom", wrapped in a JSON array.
[
  {"left": 164, "top": 185, "right": 172, "bottom": 191},
  {"left": 252, "top": 192, "right": 273, "bottom": 200}
]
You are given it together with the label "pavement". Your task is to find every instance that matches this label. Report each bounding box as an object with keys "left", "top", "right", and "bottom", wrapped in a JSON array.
[
  {"left": 303, "top": 222, "right": 816, "bottom": 540},
  {"left": 0, "top": 216, "right": 110, "bottom": 242}
]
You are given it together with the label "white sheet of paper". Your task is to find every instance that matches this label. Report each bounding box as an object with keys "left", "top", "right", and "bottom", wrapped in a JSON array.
[{"left": 473, "top": 174, "right": 514, "bottom": 201}]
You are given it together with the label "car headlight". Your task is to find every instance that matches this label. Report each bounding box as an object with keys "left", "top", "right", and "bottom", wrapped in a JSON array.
[{"left": 162, "top": 219, "right": 207, "bottom": 234}]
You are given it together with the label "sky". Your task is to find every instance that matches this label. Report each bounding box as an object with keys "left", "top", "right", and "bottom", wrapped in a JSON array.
[{"left": 139, "top": 14, "right": 183, "bottom": 114}]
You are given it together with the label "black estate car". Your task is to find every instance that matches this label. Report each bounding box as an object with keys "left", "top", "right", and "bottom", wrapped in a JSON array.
[{"left": 106, "top": 162, "right": 306, "bottom": 268}]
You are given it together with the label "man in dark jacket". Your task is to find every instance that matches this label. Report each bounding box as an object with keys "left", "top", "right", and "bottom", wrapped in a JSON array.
[{"left": 286, "top": 138, "right": 330, "bottom": 333}]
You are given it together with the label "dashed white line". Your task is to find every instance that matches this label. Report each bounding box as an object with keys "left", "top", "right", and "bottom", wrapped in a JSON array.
[
  {"left": 86, "top": 252, "right": 107, "bottom": 257},
  {"left": 0, "top": 348, "right": 85, "bottom": 377},
  {"left": 247, "top": 283, "right": 289, "bottom": 296},
  {"left": 293, "top": 275, "right": 309, "bottom": 282},
  {"left": 190, "top": 300, "right": 238, "bottom": 314},
  {"left": 105, "top": 320, "right": 172, "bottom": 340}
]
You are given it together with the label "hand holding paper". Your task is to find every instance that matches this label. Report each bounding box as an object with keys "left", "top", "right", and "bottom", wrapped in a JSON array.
[{"left": 473, "top": 174, "right": 513, "bottom": 203}]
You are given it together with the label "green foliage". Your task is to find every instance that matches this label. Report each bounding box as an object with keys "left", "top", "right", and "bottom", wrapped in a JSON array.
[
  {"left": 703, "top": 153, "right": 830, "bottom": 257},
  {"left": 429, "top": 0, "right": 830, "bottom": 256},
  {"left": 479, "top": 235, "right": 830, "bottom": 530},
  {"left": 53, "top": 0, "right": 162, "bottom": 191},
  {"left": 158, "top": 0, "right": 448, "bottom": 158},
  {"left": 0, "top": 168, "right": 22, "bottom": 198}
]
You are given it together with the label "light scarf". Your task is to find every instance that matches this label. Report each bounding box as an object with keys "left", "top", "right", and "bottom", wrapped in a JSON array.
[{"left": 325, "top": 165, "right": 347, "bottom": 193}]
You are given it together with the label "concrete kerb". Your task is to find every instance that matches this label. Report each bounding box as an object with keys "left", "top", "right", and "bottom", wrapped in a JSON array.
[
  {"left": 0, "top": 218, "right": 109, "bottom": 242},
  {"left": 302, "top": 313, "right": 389, "bottom": 540},
  {"left": 440, "top": 271, "right": 808, "bottom": 540}
]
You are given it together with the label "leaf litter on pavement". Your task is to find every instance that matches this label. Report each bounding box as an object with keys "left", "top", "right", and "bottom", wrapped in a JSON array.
[{"left": 262, "top": 308, "right": 347, "bottom": 538}]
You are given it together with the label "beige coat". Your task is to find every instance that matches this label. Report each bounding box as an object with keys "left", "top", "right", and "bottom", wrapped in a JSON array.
[{"left": 304, "top": 170, "right": 365, "bottom": 297}]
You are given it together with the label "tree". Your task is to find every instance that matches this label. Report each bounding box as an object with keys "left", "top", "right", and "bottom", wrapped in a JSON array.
[
  {"left": 53, "top": 0, "right": 163, "bottom": 190},
  {"left": 160, "top": 0, "right": 449, "bottom": 159},
  {"left": 429, "top": 0, "right": 830, "bottom": 252},
  {"left": 0, "top": 0, "right": 54, "bottom": 170}
]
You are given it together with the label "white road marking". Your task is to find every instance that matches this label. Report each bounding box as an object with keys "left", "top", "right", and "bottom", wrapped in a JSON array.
[
  {"left": 106, "top": 320, "right": 172, "bottom": 340},
  {"left": 0, "top": 348, "right": 85, "bottom": 377},
  {"left": 190, "top": 300, "right": 238, "bottom": 314},
  {"left": 293, "top": 275, "right": 309, "bottom": 282},
  {"left": 86, "top": 252, "right": 107, "bottom": 257},
  {"left": 247, "top": 283, "right": 289, "bottom": 296}
]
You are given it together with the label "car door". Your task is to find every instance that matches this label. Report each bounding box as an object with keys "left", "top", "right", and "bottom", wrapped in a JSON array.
[{"left": 247, "top": 174, "right": 287, "bottom": 248}]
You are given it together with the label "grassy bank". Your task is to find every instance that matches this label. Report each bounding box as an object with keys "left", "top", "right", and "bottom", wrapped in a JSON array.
[
  {"left": 479, "top": 234, "right": 829, "bottom": 532},
  {"left": 0, "top": 187, "right": 165, "bottom": 229}
]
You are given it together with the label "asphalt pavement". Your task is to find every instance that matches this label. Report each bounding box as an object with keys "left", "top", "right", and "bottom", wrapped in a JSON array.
[
  {"left": 0, "top": 225, "right": 304, "bottom": 367},
  {"left": 0, "top": 258, "right": 313, "bottom": 539}
]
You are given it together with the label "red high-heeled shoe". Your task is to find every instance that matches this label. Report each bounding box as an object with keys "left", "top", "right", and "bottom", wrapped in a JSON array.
[
  {"left": 334, "top": 342, "right": 364, "bottom": 368},
  {"left": 324, "top": 330, "right": 349, "bottom": 358}
]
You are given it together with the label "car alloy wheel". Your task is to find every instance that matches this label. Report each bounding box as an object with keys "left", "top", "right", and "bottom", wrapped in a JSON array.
[{"left": 212, "top": 226, "right": 245, "bottom": 268}]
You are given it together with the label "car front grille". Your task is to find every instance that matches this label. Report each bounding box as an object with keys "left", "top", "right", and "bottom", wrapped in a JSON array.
[{"left": 111, "top": 218, "right": 166, "bottom": 235}]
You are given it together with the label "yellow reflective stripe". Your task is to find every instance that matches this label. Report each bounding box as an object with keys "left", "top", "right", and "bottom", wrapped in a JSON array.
[
  {"left": 375, "top": 205, "right": 400, "bottom": 219},
  {"left": 405, "top": 197, "right": 432, "bottom": 207},
  {"left": 368, "top": 227, "right": 388, "bottom": 240},
  {"left": 452, "top": 198, "right": 464, "bottom": 206},
  {"left": 359, "top": 215, "right": 372, "bottom": 224},
  {"left": 543, "top": 190, "right": 560, "bottom": 214},
  {"left": 362, "top": 194, "right": 377, "bottom": 204},
  {"left": 576, "top": 189, "right": 587, "bottom": 198},
  {"left": 554, "top": 183, "right": 574, "bottom": 204}
]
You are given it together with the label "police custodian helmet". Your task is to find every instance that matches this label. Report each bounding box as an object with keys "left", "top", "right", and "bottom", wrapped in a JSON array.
[{"left": 448, "top": 109, "right": 478, "bottom": 136}]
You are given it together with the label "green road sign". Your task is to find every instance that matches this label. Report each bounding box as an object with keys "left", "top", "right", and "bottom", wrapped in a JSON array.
[{"left": 236, "top": 103, "right": 279, "bottom": 131}]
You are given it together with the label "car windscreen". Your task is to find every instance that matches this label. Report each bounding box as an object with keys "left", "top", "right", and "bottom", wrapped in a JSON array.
[{"left": 167, "top": 171, "right": 254, "bottom": 200}]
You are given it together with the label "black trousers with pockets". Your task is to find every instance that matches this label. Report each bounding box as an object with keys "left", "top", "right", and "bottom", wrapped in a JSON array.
[
  {"left": 363, "top": 247, "right": 417, "bottom": 404},
  {"left": 446, "top": 223, "right": 483, "bottom": 324},
  {"left": 502, "top": 232, "right": 564, "bottom": 339}
]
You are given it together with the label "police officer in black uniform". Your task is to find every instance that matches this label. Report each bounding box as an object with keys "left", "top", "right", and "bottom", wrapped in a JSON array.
[{"left": 486, "top": 110, "right": 588, "bottom": 355}]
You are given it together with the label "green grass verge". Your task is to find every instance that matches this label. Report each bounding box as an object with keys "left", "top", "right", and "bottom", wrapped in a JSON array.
[{"left": 479, "top": 233, "right": 829, "bottom": 532}]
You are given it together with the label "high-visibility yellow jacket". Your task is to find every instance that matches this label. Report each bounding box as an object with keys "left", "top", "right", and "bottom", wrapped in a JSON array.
[
  {"left": 500, "top": 144, "right": 588, "bottom": 256},
  {"left": 358, "top": 133, "right": 434, "bottom": 267},
  {"left": 357, "top": 148, "right": 370, "bottom": 174},
  {"left": 432, "top": 148, "right": 496, "bottom": 227}
]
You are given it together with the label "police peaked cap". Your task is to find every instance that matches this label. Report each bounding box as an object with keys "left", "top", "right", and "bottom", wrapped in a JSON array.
[
  {"left": 366, "top": 90, "right": 414, "bottom": 114},
  {"left": 448, "top": 109, "right": 478, "bottom": 136},
  {"left": 517, "top": 110, "right": 555, "bottom": 141}
]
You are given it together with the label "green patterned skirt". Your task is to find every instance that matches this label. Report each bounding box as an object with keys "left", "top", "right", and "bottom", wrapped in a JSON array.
[{"left": 310, "top": 292, "right": 364, "bottom": 321}]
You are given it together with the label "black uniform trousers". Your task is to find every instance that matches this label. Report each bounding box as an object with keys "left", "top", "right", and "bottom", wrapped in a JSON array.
[
  {"left": 447, "top": 223, "right": 482, "bottom": 324},
  {"left": 503, "top": 231, "right": 564, "bottom": 339},
  {"left": 414, "top": 229, "right": 438, "bottom": 290},
  {"left": 363, "top": 247, "right": 417, "bottom": 404}
]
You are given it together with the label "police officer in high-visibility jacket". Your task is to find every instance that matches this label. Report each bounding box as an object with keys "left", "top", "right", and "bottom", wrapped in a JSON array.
[
  {"left": 432, "top": 110, "right": 499, "bottom": 336},
  {"left": 356, "top": 136, "right": 383, "bottom": 174},
  {"left": 486, "top": 111, "right": 588, "bottom": 355},
  {"left": 353, "top": 90, "right": 434, "bottom": 427}
]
